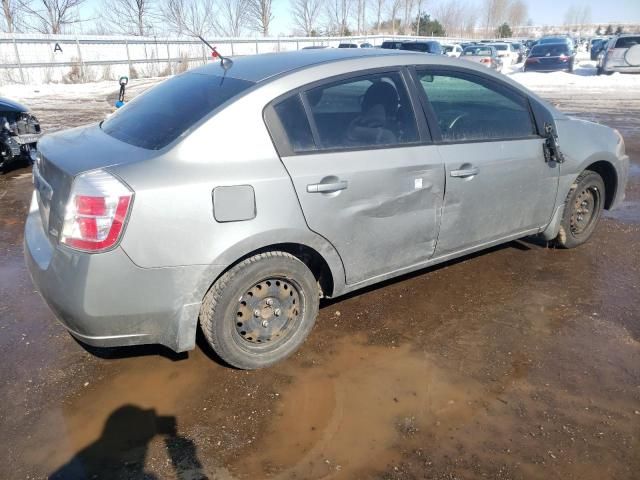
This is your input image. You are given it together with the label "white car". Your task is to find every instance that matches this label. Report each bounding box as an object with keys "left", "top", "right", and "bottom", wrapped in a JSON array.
[
  {"left": 490, "top": 43, "right": 517, "bottom": 66},
  {"left": 442, "top": 44, "right": 463, "bottom": 58}
]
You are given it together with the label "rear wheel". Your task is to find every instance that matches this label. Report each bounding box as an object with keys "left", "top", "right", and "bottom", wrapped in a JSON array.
[
  {"left": 554, "top": 170, "right": 605, "bottom": 249},
  {"left": 200, "top": 251, "right": 320, "bottom": 369}
]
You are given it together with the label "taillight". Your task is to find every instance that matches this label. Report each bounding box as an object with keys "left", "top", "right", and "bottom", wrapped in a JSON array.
[
  {"left": 559, "top": 54, "right": 569, "bottom": 62},
  {"left": 480, "top": 57, "right": 491, "bottom": 63},
  {"left": 61, "top": 170, "right": 133, "bottom": 252},
  {"left": 526, "top": 57, "right": 539, "bottom": 64}
]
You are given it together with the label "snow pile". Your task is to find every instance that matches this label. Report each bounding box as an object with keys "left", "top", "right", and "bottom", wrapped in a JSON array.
[{"left": 507, "top": 60, "right": 640, "bottom": 92}]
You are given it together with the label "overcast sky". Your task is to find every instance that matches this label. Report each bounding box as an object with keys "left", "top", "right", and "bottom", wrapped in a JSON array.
[{"left": 80, "top": 0, "right": 640, "bottom": 36}]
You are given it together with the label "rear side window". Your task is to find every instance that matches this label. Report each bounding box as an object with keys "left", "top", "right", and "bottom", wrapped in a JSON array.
[
  {"left": 303, "top": 71, "right": 419, "bottom": 150},
  {"left": 273, "top": 95, "right": 315, "bottom": 152},
  {"left": 102, "top": 73, "right": 254, "bottom": 150},
  {"left": 615, "top": 36, "right": 640, "bottom": 49},
  {"left": 416, "top": 70, "right": 535, "bottom": 142}
]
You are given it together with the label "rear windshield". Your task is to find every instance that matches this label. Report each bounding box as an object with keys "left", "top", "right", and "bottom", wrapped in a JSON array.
[
  {"left": 615, "top": 36, "right": 640, "bottom": 49},
  {"left": 401, "top": 42, "right": 441, "bottom": 53},
  {"left": 530, "top": 44, "right": 569, "bottom": 56},
  {"left": 101, "top": 73, "right": 254, "bottom": 150},
  {"left": 463, "top": 46, "right": 493, "bottom": 56},
  {"left": 491, "top": 44, "right": 508, "bottom": 50}
]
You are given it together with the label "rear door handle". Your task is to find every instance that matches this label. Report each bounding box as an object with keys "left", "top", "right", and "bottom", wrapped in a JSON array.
[
  {"left": 450, "top": 167, "right": 479, "bottom": 178},
  {"left": 307, "top": 180, "right": 348, "bottom": 193}
]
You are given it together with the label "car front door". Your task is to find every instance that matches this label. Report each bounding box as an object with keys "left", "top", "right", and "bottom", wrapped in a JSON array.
[
  {"left": 413, "top": 68, "right": 559, "bottom": 256},
  {"left": 267, "top": 69, "right": 445, "bottom": 285}
]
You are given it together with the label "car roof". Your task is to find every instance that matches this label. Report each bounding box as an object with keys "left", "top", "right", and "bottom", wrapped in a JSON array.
[{"left": 190, "top": 49, "right": 413, "bottom": 83}]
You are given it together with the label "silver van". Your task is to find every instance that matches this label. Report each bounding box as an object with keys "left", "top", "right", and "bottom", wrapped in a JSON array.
[{"left": 25, "top": 49, "right": 629, "bottom": 369}]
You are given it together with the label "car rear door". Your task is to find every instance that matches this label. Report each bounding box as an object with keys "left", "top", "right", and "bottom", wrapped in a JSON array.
[
  {"left": 265, "top": 69, "right": 445, "bottom": 285},
  {"left": 412, "top": 67, "right": 559, "bottom": 256}
]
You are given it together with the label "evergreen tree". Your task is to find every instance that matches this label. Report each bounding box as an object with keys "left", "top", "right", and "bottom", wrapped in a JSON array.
[
  {"left": 412, "top": 13, "right": 446, "bottom": 36},
  {"left": 496, "top": 22, "right": 512, "bottom": 38}
]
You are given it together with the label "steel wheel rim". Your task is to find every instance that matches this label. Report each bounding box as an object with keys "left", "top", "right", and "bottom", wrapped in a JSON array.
[
  {"left": 233, "top": 277, "right": 303, "bottom": 349},
  {"left": 570, "top": 186, "right": 600, "bottom": 235}
]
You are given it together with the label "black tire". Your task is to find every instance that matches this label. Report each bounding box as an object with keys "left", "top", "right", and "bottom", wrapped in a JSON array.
[
  {"left": 596, "top": 66, "right": 602, "bottom": 75},
  {"left": 200, "top": 251, "right": 319, "bottom": 369},
  {"left": 554, "top": 170, "right": 605, "bottom": 249}
]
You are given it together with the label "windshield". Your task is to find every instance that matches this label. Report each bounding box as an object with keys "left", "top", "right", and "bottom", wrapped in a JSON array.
[
  {"left": 463, "top": 47, "right": 493, "bottom": 56},
  {"left": 101, "top": 73, "right": 254, "bottom": 150},
  {"left": 530, "top": 44, "right": 569, "bottom": 56},
  {"left": 491, "top": 44, "right": 508, "bottom": 50}
]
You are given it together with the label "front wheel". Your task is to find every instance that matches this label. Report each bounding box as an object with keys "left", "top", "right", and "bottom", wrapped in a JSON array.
[
  {"left": 554, "top": 170, "right": 605, "bottom": 249},
  {"left": 200, "top": 251, "right": 320, "bottom": 369}
]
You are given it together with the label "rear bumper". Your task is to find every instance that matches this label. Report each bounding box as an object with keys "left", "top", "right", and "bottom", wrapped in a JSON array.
[
  {"left": 24, "top": 192, "right": 217, "bottom": 352},
  {"left": 523, "top": 64, "right": 571, "bottom": 72}
]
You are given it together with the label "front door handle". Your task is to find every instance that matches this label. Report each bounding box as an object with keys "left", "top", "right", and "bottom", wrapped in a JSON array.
[
  {"left": 307, "top": 180, "right": 348, "bottom": 193},
  {"left": 450, "top": 166, "right": 479, "bottom": 178}
]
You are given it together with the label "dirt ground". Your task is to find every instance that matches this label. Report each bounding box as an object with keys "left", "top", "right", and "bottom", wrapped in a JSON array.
[{"left": 0, "top": 78, "right": 638, "bottom": 480}]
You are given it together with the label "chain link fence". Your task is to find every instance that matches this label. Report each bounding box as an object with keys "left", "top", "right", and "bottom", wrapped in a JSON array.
[{"left": 0, "top": 33, "right": 472, "bottom": 85}]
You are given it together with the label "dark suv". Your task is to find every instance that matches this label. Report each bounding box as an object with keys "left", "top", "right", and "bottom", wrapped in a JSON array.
[{"left": 400, "top": 41, "right": 442, "bottom": 55}]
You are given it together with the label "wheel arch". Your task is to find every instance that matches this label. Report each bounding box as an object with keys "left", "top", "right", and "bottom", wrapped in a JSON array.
[
  {"left": 195, "top": 229, "right": 347, "bottom": 306},
  {"left": 584, "top": 160, "right": 617, "bottom": 210}
]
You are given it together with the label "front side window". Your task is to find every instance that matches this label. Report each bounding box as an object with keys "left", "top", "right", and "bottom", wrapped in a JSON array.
[
  {"left": 416, "top": 70, "right": 536, "bottom": 142},
  {"left": 303, "top": 71, "right": 419, "bottom": 150}
]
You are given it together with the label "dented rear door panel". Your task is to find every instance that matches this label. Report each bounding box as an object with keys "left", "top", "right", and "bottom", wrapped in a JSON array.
[{"left": 281, "top": 145, "right": 445, "bottom": 285}]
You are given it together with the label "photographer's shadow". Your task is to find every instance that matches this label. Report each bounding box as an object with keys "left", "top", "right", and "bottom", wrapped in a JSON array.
[{"left": 50, "top": 404, "right": 207, "bottom": 480}]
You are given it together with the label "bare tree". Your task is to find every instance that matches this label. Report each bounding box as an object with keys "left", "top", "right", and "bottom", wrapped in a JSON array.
[
  {"left": 100, "top": 0, "right": 158, "bottom": 36},
  {"left": 291, "top": 0, "right": 322, "bottom": 35},
  {"left": 326, "top": 0, "right": 352, "bottom": 35},
  {"left": 214, "top": 0, "right": 250, "bottom": 36},
  {"left": 482, "top": 0, "right": 508, "bottom": 36},
  {"left": 161, "top": 0, "right": 215, "bottom": 36},
  {"left": 374, "top": 0, "right": 384, "bottom": 33},
  {"left": 506, "top": 0, "right": 526, "bottom": 29},
  {"left": 414, "top": 0, "right": 422, "bottom": 35},
  {"left": 19, "top": 0, "right": 85, "bottom": 33},
  {"left": 461, "top": 5, "right": 477, "bottom": 37},
  {"left": 2, "top": 0, "right": 25, "bottom": 32},
  {"left": 387, "top": 0, "right": 401, "bottom": 34},
  {"left": 435, "top": 0, "right": 465, "bottom": 37},
  {"left": 401, "top": 0, "right": 414, "bottom": 34},
  {"left": 248, "top": 0, "right": 274, "bottom": 36}
]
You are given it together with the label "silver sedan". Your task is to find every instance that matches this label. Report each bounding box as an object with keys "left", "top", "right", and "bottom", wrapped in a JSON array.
[{"left": 25, "top": 49, "right": 629, "bottom": 369}]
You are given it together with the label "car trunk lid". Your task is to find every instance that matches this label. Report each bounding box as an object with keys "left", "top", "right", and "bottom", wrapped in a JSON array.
[{"left": 34, "top": 124, "right": 155, "bottom": 242}]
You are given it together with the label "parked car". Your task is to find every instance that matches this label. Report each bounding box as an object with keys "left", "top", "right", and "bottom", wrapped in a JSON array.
[
  {"left": 590, "top": 38, "right": 607, "bottom": 60},
  {"left": 510, "top": 42, "right": 526, "bottom": 62},
  {"left": 338, "top": 43, "right": 358, "bottom": 48},
  {"left": 400, "top": 40, "right": 442, "bottom": 54},
  {"left": 597, "top": 34, "right": 640, "bottom": 75},
  {"left": 460, "top": 45, "right": 502, "bottom": 70},
  {"left": 380, "top": 40, "right": 404, "bottom": 49},
  {"left": 489, "top": 42, "right": 517, "bottom": 67},
  {"left": 360, "top": 42, "right": 373, "bottom": 48},
  {"left": 25, "top": 49, "right": 629, "bottom": 369},
  {"left": 524, "top": 43, "right": 576, "bottom": 72},
  {"left": 538, "top": 36, "right": 575, "bottom": 53},
  {"left": 302, "top": 45, "right": 328, "bottom": 50},
  {"left": 442, "top": 43, "right": 463, "bottom": 57},
  {"left": 0, "top": 97, "right": 41, "bottom": 172}
]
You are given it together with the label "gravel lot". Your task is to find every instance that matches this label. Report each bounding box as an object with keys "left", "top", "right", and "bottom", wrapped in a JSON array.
[{"left": 0, "top": 63, "right": 639, "bottom": 480}]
